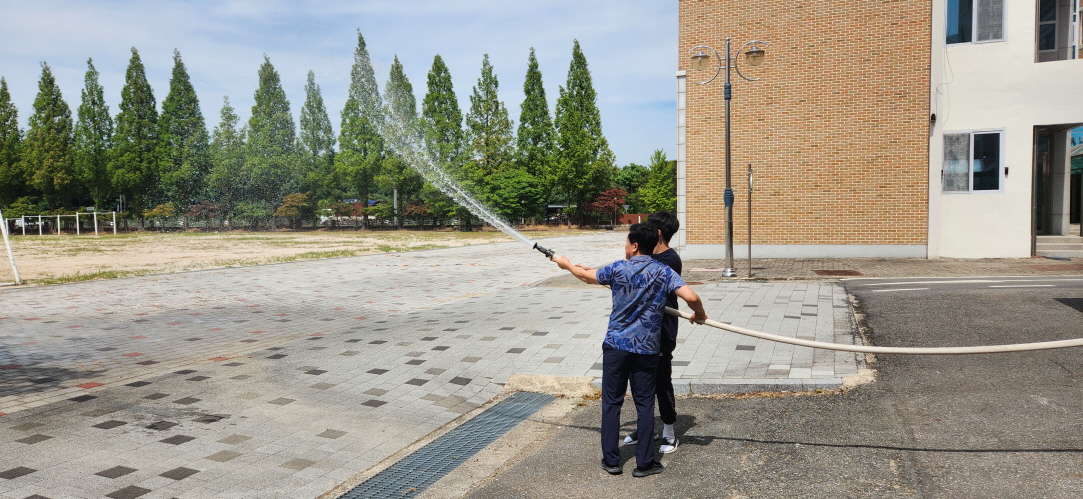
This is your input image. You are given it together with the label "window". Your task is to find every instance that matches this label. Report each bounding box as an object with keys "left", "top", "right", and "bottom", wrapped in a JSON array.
[
  {"left": 947, "top": 0, "right": 1005, "bottom": 44},
  {"left": 943, "top": 131, "right": 1003, "bottom": 193},
  {"left": 1038, "top": 0, "right": 1057, "bottom": 51}
]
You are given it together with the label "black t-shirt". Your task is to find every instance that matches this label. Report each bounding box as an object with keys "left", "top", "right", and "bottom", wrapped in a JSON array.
[{"left": 651, "top": 248, "right": 683, "bottom": 342}]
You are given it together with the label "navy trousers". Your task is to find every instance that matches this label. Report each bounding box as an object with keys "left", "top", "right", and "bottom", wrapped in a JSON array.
[
  {"left": 601, "top": 344, "right": 658, "bottom": 469},
  {"left": 657, "top": 335, "right": 677, "bottom": 425}
]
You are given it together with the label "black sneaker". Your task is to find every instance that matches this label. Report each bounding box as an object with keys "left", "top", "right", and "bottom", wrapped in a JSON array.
[
  {"left": 632, "top": 461, "right": 664, "bottom": 478},
  {"left": 601, "top": 459, "right": 622, "bottom": 475},
  {"left": 623, "top": 432, "right": 638, "bottom": 445},
  {"left": 659, "top": 436, "right": 679, "bottom": 454}
]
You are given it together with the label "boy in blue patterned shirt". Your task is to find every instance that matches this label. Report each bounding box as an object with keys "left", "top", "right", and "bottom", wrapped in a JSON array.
[{"left": 552, "top": 223, "right": 706, "bottom": 477}]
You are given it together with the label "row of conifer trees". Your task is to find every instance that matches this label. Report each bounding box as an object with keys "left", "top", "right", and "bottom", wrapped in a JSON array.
[{"left": 0, "top": 31, "right": 677, "bottom": 229}]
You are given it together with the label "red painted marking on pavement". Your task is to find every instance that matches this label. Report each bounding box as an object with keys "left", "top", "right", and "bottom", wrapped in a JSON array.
[
  {"left": 208, "top": 328, "right": 224, "bottom": 331},
  {"left": 249, "top": 330, "right": 266, "bottom": 334},
  {"left": 332, "top": 308, "right": 344, "bottom": 311},
  {"left": 246, "top": 304, "right": 259, "bottom": 307},
  {"left": 354, "top": 317, "right": 367, "bottom": 320},
  {"left": 310, "top": 333, "right": 324, "bottom": 337},
  {"left": 130, "top": 336, "right": 147, "bottom": 339},
  {"left": 0, "top": 413, "right": 6, "bottom": 417},
  {"left": 78, "top": 382, "right": 103, "bottom": 389},
  {"left": 0, "top": 317, "right": 8, "bottom": 319},
  {"left": 123, "top": 353, "right": 144, "bottom": 357},
  {"left": 0, "top": 364, "right": 22, "bottom": 370},
  {"left": 210, "top": 357, "right": 229, "bottom": 362},
  {"left": 25, "top": 318, "right": 40, "bottom": 321},
  {"left": 190, "top": 313, "right": 203, "bottom": 316},
  {"left": 66, "top": 325, "right": 83, "bottom": 329},
  {"left": 135, "top": 313, "right": 148, "bottom": 316}
]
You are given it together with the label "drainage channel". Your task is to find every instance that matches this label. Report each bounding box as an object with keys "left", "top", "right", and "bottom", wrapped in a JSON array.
[{"left": 338, "top": 391, "right": 555, "bottom": 499}]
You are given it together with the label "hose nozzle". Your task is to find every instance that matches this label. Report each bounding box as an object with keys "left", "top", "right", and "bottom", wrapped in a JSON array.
[{"left": 533, "top": 242, "right": 555, "bottom": 259}]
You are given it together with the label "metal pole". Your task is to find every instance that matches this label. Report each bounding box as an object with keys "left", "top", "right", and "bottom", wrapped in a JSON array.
[
  {"left": 57, "top": 215, "right": 60, "bottom": 235},
  {"left": 748, "top": 164, "right": 753, "bottom": 278},
  {"left": 76, "top": 214, "right": 80, "bottom": 235},
  {"left": 20, "top": 216, "right": 25, "bottom": 236},
  {"left": 38, "top": 216, "right": 42, "bottom": 236},
  {"left": 93, "top": 211, "right": 99, "bottom": 235},
  {"left": 722, "top": 38, "right": 736, "bottom": 277},
  {"left": 0, "top": 209, "right": 22, "bottom": 285},
  {"left": 113, "top": 212, "right": 117, "bottom": 235}
]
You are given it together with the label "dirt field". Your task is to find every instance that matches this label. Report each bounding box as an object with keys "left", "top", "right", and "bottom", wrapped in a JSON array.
[{"left": 0, "top": 228, "right": 594, "bottom": 285}]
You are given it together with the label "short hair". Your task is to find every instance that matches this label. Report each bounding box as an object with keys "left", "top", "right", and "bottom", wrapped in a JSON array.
[
  {"left": 627, "top": 223, "right": 658, "bottom": 255},
  {"left": 647, "top": 211, "right": 679, "bottom": 244}
]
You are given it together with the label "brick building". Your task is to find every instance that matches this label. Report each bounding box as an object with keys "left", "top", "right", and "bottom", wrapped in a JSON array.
[{"left": 676, "top": 0, "right": 1083, "bottom": 259}]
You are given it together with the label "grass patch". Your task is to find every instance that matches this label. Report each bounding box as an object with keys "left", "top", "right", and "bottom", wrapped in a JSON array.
[{"left": 34, "top": 269, "right": 156, "bottom": 285}]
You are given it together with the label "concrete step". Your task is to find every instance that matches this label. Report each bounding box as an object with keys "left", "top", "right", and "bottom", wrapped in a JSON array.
[
  {"left": 1035, "top": 250, "right": 1083, "bottom": 258},
  {"left": 1036, "top": 235, "right": 1083, "bottom": 243},
  {"left": 1036, "top": 243, "right": 1083, "bottom": 250}
]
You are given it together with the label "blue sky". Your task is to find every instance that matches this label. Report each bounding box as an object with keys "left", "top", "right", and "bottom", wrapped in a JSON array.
[{"left": 0, "top": 0, "right": 677, "bottom": 167}]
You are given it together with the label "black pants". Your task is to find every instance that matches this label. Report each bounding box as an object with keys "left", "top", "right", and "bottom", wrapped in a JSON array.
[
  {"left": 601, "top": 344, "right": 658, "bottom": 469},
  {"left": 657, "top": 335, "right": 677, "bottom": 425}
]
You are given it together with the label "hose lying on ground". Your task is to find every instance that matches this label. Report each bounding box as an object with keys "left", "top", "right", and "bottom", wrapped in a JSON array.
[{"left": 665, "top": 307, "right": 1083, "bottom": 355}]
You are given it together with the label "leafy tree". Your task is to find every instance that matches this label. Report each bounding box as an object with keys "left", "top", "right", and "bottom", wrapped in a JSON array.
[
  {"left": 465, "top": 54, "right": 515, "bottom": 189},
  {"left": 516, "top": 47, "right": 555, "bottom": 219},
  {"left": 207, "top": 96, "right": 246, "bottom": 222},
  {"left": 245, "top": 55, "right": 298, "bottom": 213},
  {"left": 275, "top": 192, "right": 313, "bottom": 229},
  {"left": 583, "top": 187, "right": 626, "bottom": 225},
  {"left": 143, "top": 202, "right": 176, "bottom": 231},
  {"left": 0, "top": 77, "right": 25, "bottom": 206},
  {"left": 110, "top": 47, "right": 160, "bottom": 223},
  {"left": 335, "top": 30, "right": 383, "bottom": 228},
  {"left": 22, "top": 63, "right": 76, "bottom": 208},
  {"left": 380, "top": 55, "right": 424, "bottom": 228},
  {"left": 74, "top": 59, "right": 114, "bottom": 212},
  {"left": 420, "top": 54, "right": 466, "bottom": 228},
  {"left": 299, "top": 70, "right": 335, "bottom": 201},
  {"left": 614, "top": 162, "right": 649, "bottom": 212},
  {"left": 553, "top": 40, "right": 616, "bottom": 225},
  {"left": 185, "top": 200, "right": 224, "bottom": 228},
  {"left": 638, "top": 149, "right": 677, "bottom": 213},
  {"left": 486, "top": 166, "right": 544, "bottom": 222},
  {"left": 158, "top": 50, "right": 211, "bottom": 213}
]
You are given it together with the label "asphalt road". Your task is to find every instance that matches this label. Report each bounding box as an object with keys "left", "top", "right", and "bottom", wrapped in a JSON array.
[{"left": 466, "top": 276, "right": 1083, "bottom": 498}]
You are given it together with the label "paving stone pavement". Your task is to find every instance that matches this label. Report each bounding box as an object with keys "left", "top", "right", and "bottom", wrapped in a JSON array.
[{"left": 0, "top": 231, "right": 860, "bottom": 499}]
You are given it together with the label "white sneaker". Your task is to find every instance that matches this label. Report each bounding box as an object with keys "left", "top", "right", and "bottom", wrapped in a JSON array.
[
  {"left": 659, "top": 436, "right": 679, "bottom": 454},
  {"left": 623, "top": 433, "right": 638, "bottom": 445}
]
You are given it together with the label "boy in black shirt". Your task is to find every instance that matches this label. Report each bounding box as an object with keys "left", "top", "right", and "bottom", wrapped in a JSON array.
[{"left": 625, "top": 211, "right": 683, "bottom": 453}]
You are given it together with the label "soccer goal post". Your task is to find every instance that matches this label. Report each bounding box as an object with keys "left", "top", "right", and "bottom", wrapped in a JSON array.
[{"left": 0, "top": 207, "right": 22, "bottom": 285}]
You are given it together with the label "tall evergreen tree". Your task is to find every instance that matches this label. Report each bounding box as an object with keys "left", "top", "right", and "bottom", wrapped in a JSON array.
[
  {"left": 334, "top": 30, "right": 383, "bottom": 228},
  {"left": 0, "top": 77, "right": 25, "bottom": 206},
  {"left": 110, "top": 47, "right": 160, "bottom": 220},
  {"left": 207, "top": 96, "right": 246, "bottom": 220},
  {"left": 158, "top": 49, "right": 211, "bottom": 211},
  {"left": 638, "top": 149, "right": 677, "bottom": 212},
  {"left": 22, "top": 63, "right": 76, "bottom": 208},
  {"left": 299, "top": 70, "right": 335, "bottom": 201},
  {"left": 553, "top": 40, "right": 616, "bottom": 224},
  {"left": 74, "top": 59, "right": 113, "bottom": 211},
  {"left": 516, "top": 47, "right": 555, "bottom": 216},
  {"left": 381, "top": 55, "right": 423, "bottom": 227},
  {"left": 420, "top": 54, "right": 465, "bottom": 225},
  {"left": 245, "top": 55, "right": 297, "bottom": 208},
  {"left": 465, "top": 54, "right": 515, "bottom": 189}
]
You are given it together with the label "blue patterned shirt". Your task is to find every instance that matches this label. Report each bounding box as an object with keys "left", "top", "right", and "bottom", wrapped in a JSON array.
[{"left": 596, "top": 255, "right": 687, "bottom": 355}]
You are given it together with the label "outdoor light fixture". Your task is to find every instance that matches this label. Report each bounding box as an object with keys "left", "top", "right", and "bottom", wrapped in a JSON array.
[{"left": 688, "top": 37, "right": 769, "bottom": 278}]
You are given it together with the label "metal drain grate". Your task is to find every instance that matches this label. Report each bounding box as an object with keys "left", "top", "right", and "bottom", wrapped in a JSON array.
[{"left": 338, "top": 391, "right": 554, "bottom": 499}]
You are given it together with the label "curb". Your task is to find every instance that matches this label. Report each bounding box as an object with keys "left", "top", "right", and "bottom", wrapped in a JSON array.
[{"left": 589, "top": 377, "right": 843, "bottom": 394}]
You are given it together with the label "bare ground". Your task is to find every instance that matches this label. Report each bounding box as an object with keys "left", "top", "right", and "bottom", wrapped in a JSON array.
[{"left": 0, "top": 227, "right": 593, "bottom": 285}]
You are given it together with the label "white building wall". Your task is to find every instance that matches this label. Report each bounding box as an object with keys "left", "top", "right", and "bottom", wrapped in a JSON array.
[{"left": 930, "top": 0, "right": 1083, "bottom": 258}]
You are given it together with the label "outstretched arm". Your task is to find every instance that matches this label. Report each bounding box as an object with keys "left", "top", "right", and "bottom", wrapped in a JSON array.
[
  {"left": 674, "top": 285, "right": 707, "bottom": 323},
  {"left": 552, "top": 255, "right": 599, "bottom": 285}
]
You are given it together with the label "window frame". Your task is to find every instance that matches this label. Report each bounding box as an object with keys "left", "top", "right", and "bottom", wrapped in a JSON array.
[
  {"left": 946, "top": 0, "right": 1007, "bottom": 45},
  {"left": 1038, "top": 0, "right": 1059, "bottom": 52},
  {"left": 941, "top": 129, "right": 1006, "bottom": 195}
]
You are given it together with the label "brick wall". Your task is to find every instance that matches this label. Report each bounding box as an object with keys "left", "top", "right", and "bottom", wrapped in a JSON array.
[{"left": 679, "top": 0, "right": 931, "bottom": 246}]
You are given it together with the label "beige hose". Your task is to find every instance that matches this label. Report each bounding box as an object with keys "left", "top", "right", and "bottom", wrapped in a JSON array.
[{"left": 665, "top": 307, "right": 1083, "bottom": 355}]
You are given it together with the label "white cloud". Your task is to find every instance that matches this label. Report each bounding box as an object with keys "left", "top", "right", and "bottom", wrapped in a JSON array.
[{"left": 0, "top": 0, "right": 678, "bottom": 165}]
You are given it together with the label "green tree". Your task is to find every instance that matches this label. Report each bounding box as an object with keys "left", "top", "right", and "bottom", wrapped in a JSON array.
[
  {"left": 380, "top": 55, "right": 424, "bottom": 228},
  {"left": 158, "top": 50, "right": 211, "bottom": 213},
  {"left": 465, "top": 54, "right": 515, "bottom": 187},
  {"left": 0, "top": 77, "right": 26, "bottom": 206},
  {"left": 638, "top": 149, "right": 677, "bottom": 213},
  {"left": 22, "top": 63, "right": 76, "bottom": 208},
  {"left": 335, "top": 30, "right": 383, "bottom": 229},
  {"left": 553, "top": 40, "right": 616, "bottom": 225},
  {"left": 614, "top": 162, "right": 649, "bottom": 212},
  {"left": 245, "top": 55, "right": 298, "bottom": 214},
  {"left": 207, "top": 96, "right": 246, "bottom": 222},
  {"left": 299, "top": 70, "right": 336, "bottom": 202},
  {"left": 110, "top": 47, "right": 160, "bottom": 224},
  {"left": 420, "top": 54, "right": 466, "bottom": 229},
  {"left": 74, "top": 59, "right": 114, "bottom": 212},
  {"left": 516, "top": 47, "right": 555, "bottom": 219}
]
